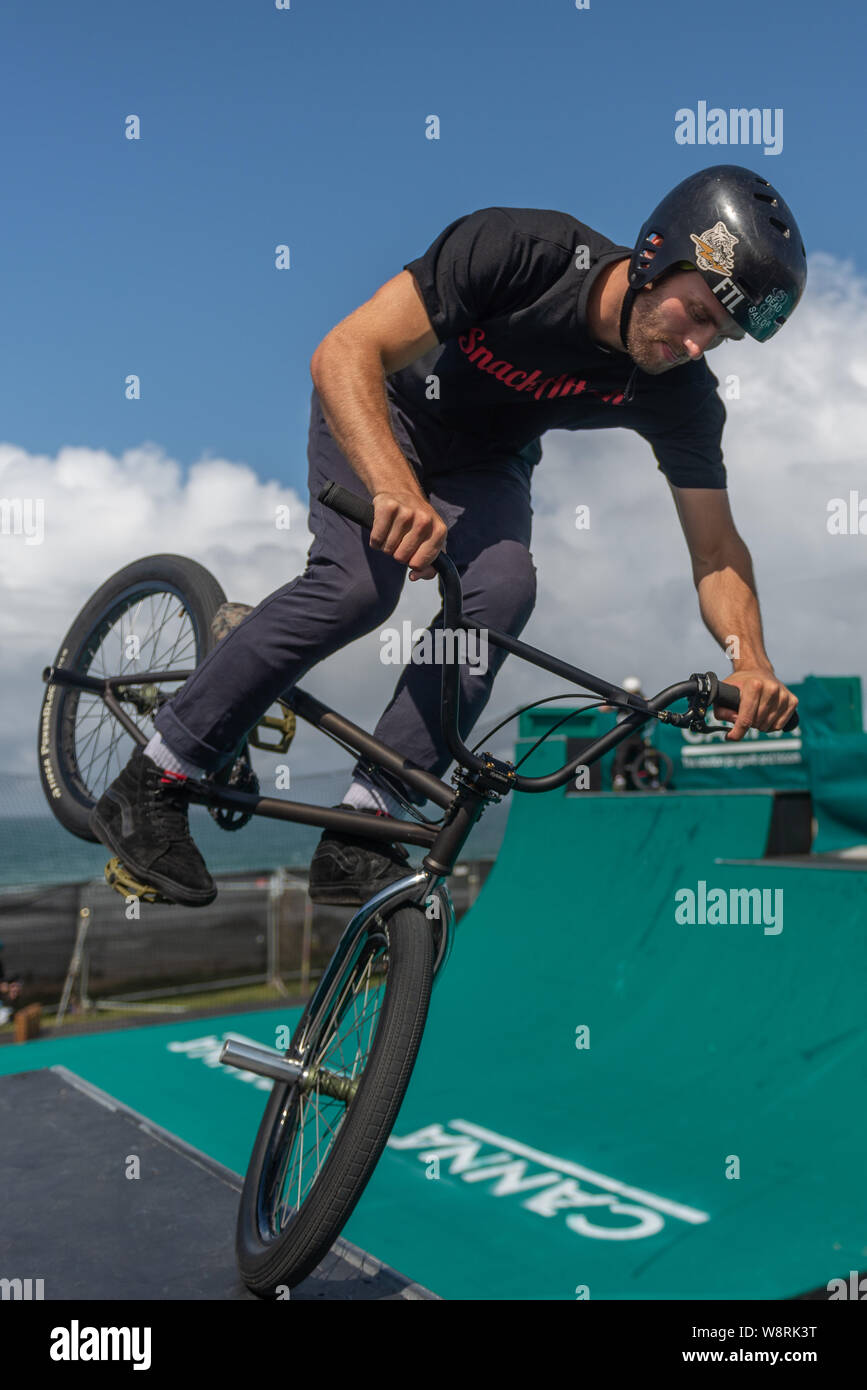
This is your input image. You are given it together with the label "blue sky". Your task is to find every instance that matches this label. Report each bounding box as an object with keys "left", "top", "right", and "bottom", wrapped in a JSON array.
[{"left": 1, "top": 0, "right": 860, "bottom": 484}]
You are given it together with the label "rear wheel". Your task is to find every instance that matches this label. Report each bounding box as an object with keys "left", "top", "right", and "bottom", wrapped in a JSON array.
[
  {"left": 236, "top": 905, "right": 434, "bottom": 1297},
  {"left": 38, "top": 554, "right": 226, "bottom": 840}
]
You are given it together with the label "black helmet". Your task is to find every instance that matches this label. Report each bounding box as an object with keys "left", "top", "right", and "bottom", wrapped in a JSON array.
[{"left": 628, "top": 165, "right": 807, "bottom": 342}]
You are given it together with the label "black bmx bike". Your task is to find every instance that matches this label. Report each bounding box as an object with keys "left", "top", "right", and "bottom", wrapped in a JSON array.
[{"left": 37, "top": 482, "right": 797, "bottom": 1297}]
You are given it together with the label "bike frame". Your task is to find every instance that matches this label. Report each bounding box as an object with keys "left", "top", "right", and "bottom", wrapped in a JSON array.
[
  {"left": 45, "top": 477, "right": 761, "bottom": 996},
  {"left": 42, "top": 551, "right": 710, "bottom": 991}
]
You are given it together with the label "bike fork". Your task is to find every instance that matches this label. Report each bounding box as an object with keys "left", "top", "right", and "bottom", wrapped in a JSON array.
[{"left": 220, "top": 871, "right": 454, "bottom": 1086}]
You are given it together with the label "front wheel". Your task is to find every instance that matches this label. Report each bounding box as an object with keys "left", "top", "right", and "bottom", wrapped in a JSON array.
[{"left": 235, "top": 905, "right": 434, "bottom": 1297}]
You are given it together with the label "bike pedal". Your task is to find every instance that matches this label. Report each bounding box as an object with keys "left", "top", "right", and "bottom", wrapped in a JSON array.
[
  {"left": 104, "top": 857, "right": 172, "bottom": 905},
  {"left": 248, "top": 699, "right": 296, "bottom": 754}
]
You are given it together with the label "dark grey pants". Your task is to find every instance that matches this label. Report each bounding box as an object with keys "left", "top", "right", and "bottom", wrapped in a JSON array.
[{"left": 154, "top": 389, "right": 538, "bottom": 798}]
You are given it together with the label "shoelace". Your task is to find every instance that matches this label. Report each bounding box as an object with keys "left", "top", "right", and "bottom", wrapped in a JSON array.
[{"left": 145, "top": 770, "right": 193, "bottom": 840}]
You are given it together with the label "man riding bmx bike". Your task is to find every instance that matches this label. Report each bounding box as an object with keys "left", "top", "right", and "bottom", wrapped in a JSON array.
[{"left": 89, "top": 163, "right": 806, "bottom": 908}]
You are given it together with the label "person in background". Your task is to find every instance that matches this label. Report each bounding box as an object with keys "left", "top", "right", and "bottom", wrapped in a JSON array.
[
  {"left": 0, "top": 941, "right": 22, "bottom": 1024},
  {"left": 602, "top": 677, "right": 650, "bottom": 790}
]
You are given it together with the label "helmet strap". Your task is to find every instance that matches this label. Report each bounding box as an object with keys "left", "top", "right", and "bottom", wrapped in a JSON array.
[{"left": 618, "top": 285, "right": 639, "bottom": 353}]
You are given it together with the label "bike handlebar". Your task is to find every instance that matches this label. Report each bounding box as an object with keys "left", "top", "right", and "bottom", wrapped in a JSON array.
[
  {"left": 318, "top": 481, "right": 799, "bottom": 790},
  {"left": 320, "top": 481, "right": 377, "bottom": 532}
]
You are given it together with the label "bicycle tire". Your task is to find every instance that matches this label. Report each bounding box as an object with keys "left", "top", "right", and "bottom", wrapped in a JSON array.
[
  {"left": 38, "top": 554, "right": 226, "bottom": 841},
  {"left": 235, "top": 905, "right": 434, "bottom": 1297},
  {"left": 627, "top": 747, "right": 674, "bottom": 791}
]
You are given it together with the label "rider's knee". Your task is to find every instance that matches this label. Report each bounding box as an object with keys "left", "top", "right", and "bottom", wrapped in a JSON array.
[
  {"left": 338, "top": 575, "right": 402, "bottom": 636},
  {"left": 465, "top": 542, "right": 537, "bottom": 631}
]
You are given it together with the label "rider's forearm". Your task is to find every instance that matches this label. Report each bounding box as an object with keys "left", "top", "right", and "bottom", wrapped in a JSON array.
[
  {"left": 693, "top": 537, "right": 774, "bottom": 672},
  {"left": 310, "top": 336, "right": 426, "bottom": 501}
]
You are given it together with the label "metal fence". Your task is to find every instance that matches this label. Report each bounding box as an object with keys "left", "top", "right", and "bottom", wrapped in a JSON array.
[{"left": 0, "top": 861, "right": 492, "bottom": 1038}]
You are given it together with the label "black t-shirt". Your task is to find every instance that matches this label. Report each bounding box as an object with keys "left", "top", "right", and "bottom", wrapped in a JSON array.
[{"left": 388, "top": 206, "right": 727, "bottom": 488}]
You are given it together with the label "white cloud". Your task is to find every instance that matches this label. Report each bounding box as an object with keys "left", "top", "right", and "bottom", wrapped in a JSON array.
[
  {"left": 0, "top": 438, "right": 438, "bottom": 780},
  {"left": 2, "top": 253, "right": 865, "bottom": 789}
]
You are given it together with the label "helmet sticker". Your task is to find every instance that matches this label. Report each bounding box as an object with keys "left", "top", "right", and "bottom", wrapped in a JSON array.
[
  {"left": 748, "top": 287, "right": 789, "bottom": 331},
  {"left": 689, "top": 221, "right": 739, "bottom": 277}
]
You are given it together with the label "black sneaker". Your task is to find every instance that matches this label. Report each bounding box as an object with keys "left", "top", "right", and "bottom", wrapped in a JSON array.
[
  {"left": 308, "top": 804, "right": 413, "bottom": 905},
  {"left": 89, "top": 746, "right": 217, "bottom": 907}
]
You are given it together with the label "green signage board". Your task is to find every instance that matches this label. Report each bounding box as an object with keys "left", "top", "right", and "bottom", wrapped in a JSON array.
[{"left": 516, "top": 676, "right": 867, "bottom": 850}]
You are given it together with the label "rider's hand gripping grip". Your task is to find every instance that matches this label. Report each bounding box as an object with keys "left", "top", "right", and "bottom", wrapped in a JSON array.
[{"left": 716, "top": 680, "right": 799, "bottom": 734}]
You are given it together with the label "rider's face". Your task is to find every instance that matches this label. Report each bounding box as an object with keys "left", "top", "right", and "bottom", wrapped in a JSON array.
[{"left": 626, "top": 269, "right": 745, "bottom": 374}]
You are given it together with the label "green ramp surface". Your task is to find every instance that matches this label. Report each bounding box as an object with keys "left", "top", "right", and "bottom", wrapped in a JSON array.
[{"left": 345, "top": 780, "right": 867, "bottom": 1300}]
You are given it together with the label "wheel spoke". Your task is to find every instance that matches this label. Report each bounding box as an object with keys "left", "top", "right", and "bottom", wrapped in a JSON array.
[
  {"left": 65, "top": 586, "right": 199, "bottom": 802},
  {"left": 262, "top": 939, "right": 391, "bottom": 1236}
]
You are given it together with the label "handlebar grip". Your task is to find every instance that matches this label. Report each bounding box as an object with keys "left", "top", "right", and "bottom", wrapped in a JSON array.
[
  {"left": 319, "top": 481, "right": 375, "bottom": 531},
  {"left": 716, "top": 681, "right": 740, "bottom": 711},
  {"left": 716, "top": 680, "right": 799, "bottom": 733}
]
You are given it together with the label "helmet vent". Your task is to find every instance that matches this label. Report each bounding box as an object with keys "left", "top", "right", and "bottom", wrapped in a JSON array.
[
  {"left": 638, "top": 231, "right": 663, "bottom": 271},
  {"left": 754, "top": 192, "right": 778, "bottom": 206},
  {"left": 753, "top": 176, "right": 771, "bottom": 187},
  {"left": 769, "top": 216, "right": 790, "bottom": 238}
]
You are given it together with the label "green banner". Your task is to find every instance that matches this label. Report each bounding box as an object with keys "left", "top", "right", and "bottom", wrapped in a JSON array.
[{"left": 518, "top": 675, "right": 867, "bottom": 851}]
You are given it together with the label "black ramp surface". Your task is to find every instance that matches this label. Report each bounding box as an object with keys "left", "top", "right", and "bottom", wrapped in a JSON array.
[{"left": 0, "top": 1067, "right": 438, "bottom": 1301}]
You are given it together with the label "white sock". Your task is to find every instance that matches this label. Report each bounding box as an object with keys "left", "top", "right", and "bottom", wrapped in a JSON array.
[
  {"left": 144, "top": 732, "right": 208, "bottom": 780},
  {"left": 343, "top": 776, "right": 404, "bottom": 821}
]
